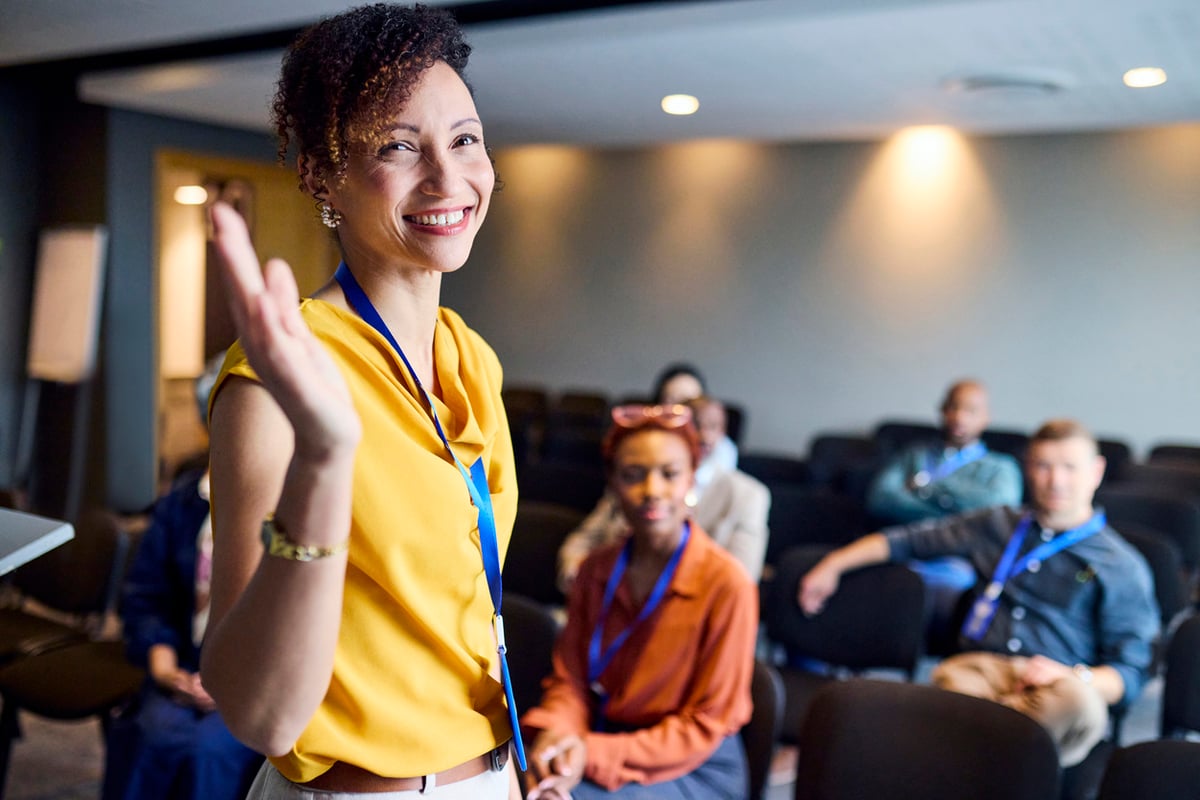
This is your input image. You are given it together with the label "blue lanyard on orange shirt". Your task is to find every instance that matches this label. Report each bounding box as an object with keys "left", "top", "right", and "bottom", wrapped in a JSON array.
[
  {"left": 587, "top": 522, "right": 690, "bottom": 727},
  {"left": 334, "top": 262, "right": 527, "bottom": 771},
  {"left": 962, "top": 511, "right": 1106, "bottom": 641}
]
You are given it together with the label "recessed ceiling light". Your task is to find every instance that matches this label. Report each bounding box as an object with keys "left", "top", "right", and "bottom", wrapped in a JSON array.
[
  {"left": 1123, "top": 67, "right": 1167, "bottom": 88},
  {"left": 661, "top": 94, "right": 699, "bottom": 116},
  {"left": 174, "top": 185, "right": 209, "bottom": 205}
]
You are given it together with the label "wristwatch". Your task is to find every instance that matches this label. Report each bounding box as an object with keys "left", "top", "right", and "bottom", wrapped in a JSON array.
[
  {"left": 1072, "top": 663, "right": 1094, "bottom": 684},
  {"left": 260, "top": 514, "right": 349, "bottom": 562}
]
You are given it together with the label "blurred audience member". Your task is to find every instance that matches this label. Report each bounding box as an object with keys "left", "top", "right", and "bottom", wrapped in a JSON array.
[
  {"left": 800, "top": 419, "right": 1159, "bottom": 766},
  {"left": 558, "top": 397, "right": 770, "bottom": 592},
  {"left": 523, "top": 404, "right": 756, "bottom": 798}
]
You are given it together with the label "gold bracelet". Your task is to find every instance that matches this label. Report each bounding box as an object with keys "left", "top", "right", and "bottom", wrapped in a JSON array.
[{"left": 260, "top": 513, "right": 349, "bottom": 562}]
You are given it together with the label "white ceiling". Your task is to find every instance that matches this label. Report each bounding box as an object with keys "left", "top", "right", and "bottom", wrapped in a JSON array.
[{"left": 3, "top": 0, "right": 1198, "bottom": 147}]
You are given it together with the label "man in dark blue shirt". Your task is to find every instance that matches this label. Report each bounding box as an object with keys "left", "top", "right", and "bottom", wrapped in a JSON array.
[{"left": 799, "top": 419, "right": 1159, "bottom": 766}]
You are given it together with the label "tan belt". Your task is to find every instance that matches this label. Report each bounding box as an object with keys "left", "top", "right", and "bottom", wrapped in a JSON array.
[{"left": 303, "top": 745, "right": 509, "bottom": 793}]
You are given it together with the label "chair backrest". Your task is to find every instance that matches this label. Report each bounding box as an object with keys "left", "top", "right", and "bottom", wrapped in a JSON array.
[
  {"left": 739, "top": 452, "right": 812, "bottom": 489},
  {"left": 1162, "top": 613, "right": 1200, "bottom": 737},
  {"left": 980, "top": 427, "right": 1030, "bottom": 461},
  {"left": 794, "top": 679, "right": 1062, "bottom": 800},
  {"left": 762, "top": 486, "right": 868, "bottom": 568},
  {"left": 516, "top": 461, "right": 608, "bottom": 515},
  {"left": 547, "top": 391, "right": 610, "bottom": 432},
  {"left": 742, "top": 659, "right": 784, "bottom": 800},
  {"left": 1147, "top": 443, "right": 1200, "bottom": 468},
  {"left": 10, "top": 507, "right": 129, "bottom": 619},
  {"left": 1097, "top": 438, "right": 1133, "bottom": 484},
  {"left": 807, "top": 434, "right": 881, "bottom": 486},
  {"left": 1096, "top": 483, "right": 1200, "bottom": 571},
  {"left": 723, "top": 402, "right": 746, "bottom": 447},
  {"left": 1117, "top": 524, "right": 1188, "bottom": 628},
  {"left": 1118, "top": 462, "right": 1200, "bottom": 501},
  {"left": 500, "top": 593, "right": 561, "bottom": 718},
  {"left": 763, "top": 545, "right": 926, "bottom": 675},
  {"left": 1097, "top": 739, "right": 1200, "bottom": 800},
  {"left": 872, "top": 420, "right": 940, "bottom": 457},
  {"left": 503, "top": 500, "right": 586, "bottom": 606}
]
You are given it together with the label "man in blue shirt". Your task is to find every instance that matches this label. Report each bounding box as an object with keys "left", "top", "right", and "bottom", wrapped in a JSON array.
[{"left": 799, "top": 419, "right": 1159, "bottom": 766}]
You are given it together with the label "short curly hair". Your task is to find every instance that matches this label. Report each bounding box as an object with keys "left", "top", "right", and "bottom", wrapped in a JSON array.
[{"left": 272, "top": 3, "right": 471, "bottom": 200}]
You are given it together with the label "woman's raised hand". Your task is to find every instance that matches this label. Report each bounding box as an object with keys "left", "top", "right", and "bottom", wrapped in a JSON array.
[{"left": 210, "top": 202, "right": 361, "bottom": 460}]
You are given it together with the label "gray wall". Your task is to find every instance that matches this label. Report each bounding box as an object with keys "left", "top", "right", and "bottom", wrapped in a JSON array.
[
  {"left": 106, "top": 110, "right": 274, "bottom": 511},
  {"left": 446, "top": 124, "right": 1200, "bottom": 457},
  {"left": 0, "top": 81, "right": 39, "bottom": 488}
]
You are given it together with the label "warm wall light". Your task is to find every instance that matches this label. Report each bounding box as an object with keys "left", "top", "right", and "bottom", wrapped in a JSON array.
[
  {"left": 661, "top": 94, "right": 700, "bottom": 115},
  {"left": 1123, "top": 67, "right": 1167, "bottom": 88},
  {"left": 173, "top": 185, "right": 209, "bottom": 205}
]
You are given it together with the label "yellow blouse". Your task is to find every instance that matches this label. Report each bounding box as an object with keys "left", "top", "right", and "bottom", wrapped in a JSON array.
[{"left": 213, "top": 299, "right": 518, "bottom": 783}]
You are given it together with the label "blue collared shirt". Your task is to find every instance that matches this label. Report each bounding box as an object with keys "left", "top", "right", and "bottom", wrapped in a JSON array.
[{"left": 884, "top": 505, "right": 1160, "bottom": 706}]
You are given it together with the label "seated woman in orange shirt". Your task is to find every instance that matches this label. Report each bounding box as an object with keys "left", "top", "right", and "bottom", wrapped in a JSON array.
[{"left": 521, "top": 405, "right": 758, "bottom": 799}]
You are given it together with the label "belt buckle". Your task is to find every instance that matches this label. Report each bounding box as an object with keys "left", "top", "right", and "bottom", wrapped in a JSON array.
[{"left": 490, "top": 744, "right": 509, "bottom": 772}]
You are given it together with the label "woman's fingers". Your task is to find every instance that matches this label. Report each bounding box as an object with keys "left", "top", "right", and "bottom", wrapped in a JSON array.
[{"left": 210, "top": 202, "right": 266, "bottom": 331}]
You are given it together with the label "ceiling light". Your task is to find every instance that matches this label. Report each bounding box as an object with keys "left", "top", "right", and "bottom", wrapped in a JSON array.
[
  {"left": 174, "top": 185, "right": 209, "bottom": 205},
  {"left": 661, "top": 94, "right": 699, "bottom": 116},
  {"left": 1123, "top": 67, "right": 1167, "bottom": 88}
]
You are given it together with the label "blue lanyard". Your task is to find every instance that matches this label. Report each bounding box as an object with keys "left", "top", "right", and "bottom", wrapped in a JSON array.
[
  {"left": 914, "top": 441, "right": 987, "bottom": 487},
  {"left": 962, "top": 511, "right": 1106, "bottom": 641},
  {"left": 587, "top": 522, "right": 690, "bottom": 728},
  {"left": 334, "top": 262, "right": 526, "bottom": 770}
]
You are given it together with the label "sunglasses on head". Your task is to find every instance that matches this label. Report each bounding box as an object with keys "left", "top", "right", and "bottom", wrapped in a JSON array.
[{"left": 610, "top": 403, "right": 693, "bottom": 429}]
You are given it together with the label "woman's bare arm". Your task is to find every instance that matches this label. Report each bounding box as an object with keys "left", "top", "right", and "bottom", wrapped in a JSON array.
[{"left": 199, "top": 203, "right": 361, "bottom": 756}]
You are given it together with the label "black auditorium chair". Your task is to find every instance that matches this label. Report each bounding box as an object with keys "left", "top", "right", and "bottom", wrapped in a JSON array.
[
  {"left": 1147, "top": 442, "right": 1200, "bottom": 468},
  {"left": 516, "top": 460, "right": 608, "bottom": 516},
  {"left": 738, "top": 452, "right": 813, "bottom": 489},
  {"left": 760, "top": 485, "right": 868, "bottom": 571},
  {"left": 763, "top": 545, "right": 926, "bottom": 743},
  {"left": 1096, "top": 483, "right": 1200, "bottom": 584},
  {"left": 805, "top": 434, "right": 883, "bottom": 505},
  {"left": 1119, "top": 461, "right": 1200, "bottom": 500},
  {"left": 0, "top": 508, "right": 145, "bottom": 796},
  {"left": 742, "top": 659, "right": 784, "bottom": 800},
  {"left": 1096, "top": 740, "right": 1200, "bottom": 800},
  {"left": 546, "top": 391, "right": 610, "bottom": 432},
  {"left": 794, "top": 678, "right": 1061, "bottom": 800},
  {"left": 723, "top": 402, "right": 746, "bottom": 448},
  {"left": 980, "top": 427, "right": 1030, "bottom": 461},
  {"left": 1119, "top": 525, "right": 1189, "bottom": 634},
  {"left": 1097, "top": 438, "right": 1133, "bottom": 485},
  {"left": 500, "top": 593, "right": 561, "bottom": 719},
  {"left": 0, "top": 508, "right": 133, "bottom": 665},
  {"left": 1162, "top": 612, "right": 1200, "bottom": 738},
  {"left": 871, "top": 419, "right": 940, "bottom": 457},
  {"left": 502, "top": 385, "right": 550, "bottom": 469},
  {"left": 503, "top": 500, "right": 587, "bottom": 607}
]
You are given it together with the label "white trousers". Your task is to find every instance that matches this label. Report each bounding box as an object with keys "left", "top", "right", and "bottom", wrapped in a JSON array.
[{"left": 245, "top": 759, "right": 512, "bottom": 800}]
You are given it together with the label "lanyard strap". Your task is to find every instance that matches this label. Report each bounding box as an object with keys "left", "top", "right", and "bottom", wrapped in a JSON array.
[
  {"left": 916, "top": 441, "right": 988, "bottom": 486},
  {"left": 587, "top": 522, "right": 690, "bottom": 726},
  {"left": 334, "top": 262, "right": 526, "bottom": 769},
  {"left": 962, "top": 511, "right": 1106, "bottom": 641}
]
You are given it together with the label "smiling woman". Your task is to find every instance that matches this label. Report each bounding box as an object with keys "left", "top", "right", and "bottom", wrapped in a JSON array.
[{"left": 198, "top": 5, "right": 522, "bottom": 800}]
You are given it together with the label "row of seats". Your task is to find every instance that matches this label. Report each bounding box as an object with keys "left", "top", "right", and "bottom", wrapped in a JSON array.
[
  {"left": 502, "top": 571, "right": 1200, "bottom": 800},
  {"left": 0, "top": 505, "right": 146, "bottom": 798}
]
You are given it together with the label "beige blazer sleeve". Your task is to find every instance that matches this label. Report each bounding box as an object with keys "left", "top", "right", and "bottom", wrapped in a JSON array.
[{"left": 693, "top": 470, "right": 771, "bottom": 582}]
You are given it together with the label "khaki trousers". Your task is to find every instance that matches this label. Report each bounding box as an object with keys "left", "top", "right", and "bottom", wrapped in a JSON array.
[{"left": 931, "top": 652, "right": 1109, "bottom": 766}]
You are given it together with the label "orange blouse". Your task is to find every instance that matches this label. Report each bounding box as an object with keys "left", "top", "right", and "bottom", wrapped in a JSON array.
[{"left": 521, "top": 525, "right": 757, "bottom": 791}]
